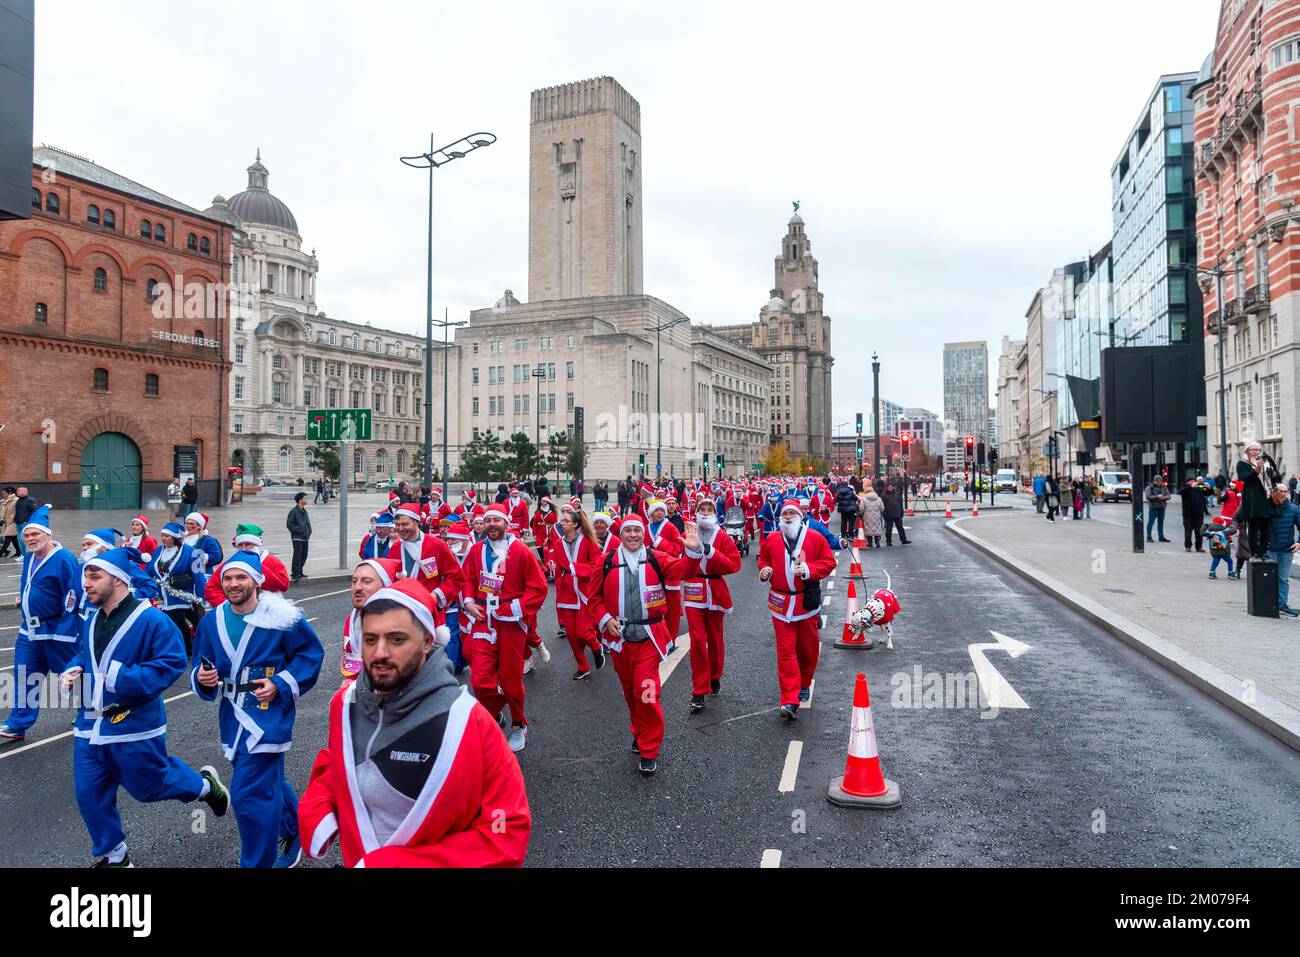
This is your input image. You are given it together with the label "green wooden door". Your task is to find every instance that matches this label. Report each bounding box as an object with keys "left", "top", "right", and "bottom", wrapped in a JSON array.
[{"left": 82, "top": 432, "right": 141, "bottom": 510}]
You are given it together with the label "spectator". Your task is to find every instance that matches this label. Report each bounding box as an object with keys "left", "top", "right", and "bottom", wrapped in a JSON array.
[
  {"left": 535, "top": 475, "right": 550, "bottom": 502},
  {"left": 0, "top": 488, "right": 16, "bottom": 558},
  {"left": 881, "top": 481, "right": 909, "bottom": 545},
  {"left": 617, "top": 478, "right": 631, "bottom": 512},
  {"left": 1032, "top": 473, "right": 1046, "bottom": 514},
  {"left": 180, "top": 478, "right": 198, "bottom": 518},
  {"left": 1144, "top": 474, "right": 1171, "bottom": 542},
  {"left": 1180, "top": 478, "right": 1210, "bottom": 552},
  {"left": 1044, "top": 475, "right": 1060, "bottom": 522},
  {"left": 1070, "top": 479, "right": 1085, "bottom": 520},
  {"left": 1082, "top": 475, "right": 1095, "bottom": 519},
  {"left": 12, "top": 486, "right": 36, "bottom": 557},
  {"left": 835, "top": 480, "right": 860, "bottom": 540},
  {"left": 858, "top": 487, "right": 884, "bottom": 548},
  {"left": 495, "top": 483, "right": 510, "bottom": 504},
  {"left": 166, "top": 477, "right": 182, "bottom": 519},
  {"left": 1236, "top": 442, "right": 1276, "bottom": 560},
  {"left": 1266, "top": 484, "right": 1300, "bottom": 617},
  {"left": 287, "top": 492, "right": 313, "bottom": 583},
  {"left": 1206, "top": 519, "right": 1237, "bottom": 580},
  {"left": 314, "top": 477, "right": 326, "bottom": 504},
  {"left": 593, "top": 481, "right": 608, "bottom": 513}
]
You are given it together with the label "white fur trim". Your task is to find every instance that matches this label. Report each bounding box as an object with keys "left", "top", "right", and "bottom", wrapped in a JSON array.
[
  {"left": 309, "top": 812, "right": 338, "bottom": 860},
  {"left": 244, "top": 591, "right": 304, "bottom": 630}
]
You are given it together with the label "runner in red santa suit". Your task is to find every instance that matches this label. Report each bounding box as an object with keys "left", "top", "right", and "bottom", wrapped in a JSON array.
[
  {"left": 758, "top": 500, "right": 837, "bottom": 721},
  {"left": 459, "top": 504, "right": 549, "bottom": 753},
  {"left": 340, "top": 557, "right": 404, "bottom": 685},
  {"left": 743, "top": 485, "right": 762, "bottom": 541},
  {"left": 810, "top": 483, "right": 835, "bottom": 526},
  {"left": 679, "top": 497, "right": 741, "bottom": 713},
  {"left": 545, "top": 508, "right": 606, "bottom": 680},
  {"left": 124, "top": 516, "right": 158, "bottom": 568},
  {"left": 452, "top": 488, "right": 483, "bottom": 522},
  {"left": 530, "top": 496, "right": 558, "bottom": 562},
  {"left": 299, "top": 578, "right": 530, "bottom": 867},
  {"left": 425, "top": 487, "right": 453, "bottom": 526},
  {"left": 644, "top": 499, "right": 685, "bottom": 650},
  {"left": 585, "top": 516, "right": 690, "bottom": 776},
  {"left": 504, "top": 486, "right": 530, "bottom": 536},
  {"left": 385, "top": 504, "right": 462, "bottom": 636},
  {"left": 590, "top": 512, "right": 617, "bottom": 555}
]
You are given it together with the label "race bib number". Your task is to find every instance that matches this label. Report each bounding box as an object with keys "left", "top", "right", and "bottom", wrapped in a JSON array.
[
  {"left": 479, "top": 570, "right": 505, "bottom": 594},
  {"left": 768, "top": 590, "right": 788, "bottom": 615},
  {"left": 419, "top": 558, "right": 439, "bottom": 580},
  {"left": 683, "top": 581, "right": 707, "bottom": 604},
  {"left": 643, "top": 584, "right": 666, "bottom": 609},
  {"left": 341, "top": 653, "right": 363, "bottom": 679}
]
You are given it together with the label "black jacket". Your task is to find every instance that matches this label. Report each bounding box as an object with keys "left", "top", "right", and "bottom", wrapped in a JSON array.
[
  {"left": 13, "top": 494, "right": 36, "bottom": 525},
  {"left": 1180, "top": 485, "right": 1209, "bottom": 521},
  {"left": 881, "top": 487, "right": 903, "bottom": 520},
  {"left": 1236, "top": 459, "right": 1275, "bottom": 519},
  {"left": 835, "top": 484, "right": 859, "bottom": 513},
  {"left": 286, "top": 504, "right": 313, "bottom": 541},
  {"left": 181, "top": 483, "right": 198, "bottom": 504}
]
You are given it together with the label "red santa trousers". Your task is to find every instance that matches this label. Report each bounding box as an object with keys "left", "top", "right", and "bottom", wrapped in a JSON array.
[
  {"left": 466, "top": 623, "right": 528, "bottom": 726},
  {"left": 772, "top": 616, "right": 820, "bottom": 705},
  {"left": 611, "top": 639, "right": 664, "bottom": 759},
  {"left": 558, "top": 605, "right": 600, "bottom": 672},
  {"left": 684, "top": 606, "right": 725, "bottom": 696}
]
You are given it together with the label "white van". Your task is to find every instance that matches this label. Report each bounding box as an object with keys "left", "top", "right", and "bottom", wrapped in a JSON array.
[
  {"left": 1094, "top": 471, "right": 1132, "bottom": 503},
  {"left": 995, "top": 469, "right": 1017, "bottom": 492}
]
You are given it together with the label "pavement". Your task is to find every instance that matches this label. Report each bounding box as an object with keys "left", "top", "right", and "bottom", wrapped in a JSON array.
[
  {"left": 946, "top": 498, "right": 1300, "bottom": 752},
  {"left": 2, "top": 515, "right": 1298, "bottom": 867}
]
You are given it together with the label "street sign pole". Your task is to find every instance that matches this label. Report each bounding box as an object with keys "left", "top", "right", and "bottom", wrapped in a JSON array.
[{"left": 339, "top": 439, "right": 349, "bottom": 570}]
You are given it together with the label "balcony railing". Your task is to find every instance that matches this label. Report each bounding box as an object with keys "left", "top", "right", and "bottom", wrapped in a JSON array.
[
  {"left": 1197, "top": 80, "right": 1264, "bottom": 174},
  {"left": 1244, "top": 283, "right": 1271, "bottom": 313},
  {"left": 1205, "top": 310, "right": 1221, "bottom": 334},
  {"left": 1224, "top": 297, "right": 1246, "bottom": 325}
]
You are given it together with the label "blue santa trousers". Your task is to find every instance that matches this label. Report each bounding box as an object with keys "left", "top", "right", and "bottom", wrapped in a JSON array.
[
  {"left": 230, "top": 750, "right": 299, "bottom": 867},
  {"left": 73, "top": 734, "right": 205, "bottom": 859},
  {"left": 5, "top": 635, "right": 78, "bottom": 732},
  {"left": 445, "top": 607, "right": 469, "bottom": 673}
]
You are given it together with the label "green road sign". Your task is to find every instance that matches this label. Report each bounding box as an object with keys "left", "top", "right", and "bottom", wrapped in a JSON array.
[{"left": 307, "top": 408, "right": 373, "bottom": 442}]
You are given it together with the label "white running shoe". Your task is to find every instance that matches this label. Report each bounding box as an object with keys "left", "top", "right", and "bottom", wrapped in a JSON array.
[
  {"left": 538, "top": 641, "right": 551, "bottom": 663},
  {"left": 523, "top": 656, "right": 535, "bottom": 675},
  {"left": 508, "top": 725, "right": 527, "bottom": 752}
]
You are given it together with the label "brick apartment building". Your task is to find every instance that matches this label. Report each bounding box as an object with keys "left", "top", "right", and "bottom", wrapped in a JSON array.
[{"left": 0, "top": 146, "right": 232, "bottom": 509}]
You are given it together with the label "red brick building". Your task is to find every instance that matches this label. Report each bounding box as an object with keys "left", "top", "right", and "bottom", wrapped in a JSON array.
[{"left": 0, "top": 146, "right": 232, "bottom": 509}]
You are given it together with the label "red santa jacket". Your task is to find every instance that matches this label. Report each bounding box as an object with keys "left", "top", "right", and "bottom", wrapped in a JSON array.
[
  {"left": 811, "top": 489, "right": 835, "bottom": 521},
  {"left": 458, "top": 536, "right": 548, "bottom": 642},
  {"left": 503, "top": 497, "right": 530, "bottom": 534},
  {"left": 203, "top": 550, "right": 291, "bottom": 606},
  {"left": 545, "top": 532, "right": 603, "bottom": 610},
  {"left": 299, "top": 683, "right": 530, "bottom": 868},
  {"left": 530, "top": 506, "right": 558, "bottom": 546},
  {"left": 125, "top": 533, "right": 159, "bottom": 567},
  {"left": 645, "top": 519, "right": 685, "bottom": 589},
  {"left": 583, "top": 545, "right": 690, "bottom": 655},
  {"left": 385, "top": 534, "right": 462, "bottom": 617},
  {"left": 678, "top": 525, "right": 742, "bottom": 613},
  {"left": 758, "top": 525, "right": 837, "bottom": 623}
]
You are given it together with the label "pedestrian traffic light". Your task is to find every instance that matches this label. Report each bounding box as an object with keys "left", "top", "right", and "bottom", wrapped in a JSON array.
[
  {"left": 855, "top": 413, "right": 863, "bottom": 435},
  {"left": 856, "top": 445, "right": 864, "bottom": 461}
]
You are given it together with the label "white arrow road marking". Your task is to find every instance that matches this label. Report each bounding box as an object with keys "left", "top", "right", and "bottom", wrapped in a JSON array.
[{"left": 967, "top": 631, "right": 1031, "bottom": 709}]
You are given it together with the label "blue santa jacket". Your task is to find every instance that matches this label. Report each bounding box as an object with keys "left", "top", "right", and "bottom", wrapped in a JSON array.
[
  {"left": 758, "top": 497, "right": 784, "bottom": 534},
  {"left": 190, "top": 592, "right": 323, "bottom": 761},
  {"left": 189, "top": 533, "right": 224, "bottom": 574},
  {"left": 358, "top": 532, "right": 392, "bottom": 560},
  {"left": 18, "top": 543, "right": 82, "bottom": 642},
  {"left": 68, "top": 598, "right": 188, "bottom": 745},
  {"left": 146, "top": 542, "right": 206, "bottom": 611},
  {"left": 806, "top": 517, "right": 843, "bottom": 550}
]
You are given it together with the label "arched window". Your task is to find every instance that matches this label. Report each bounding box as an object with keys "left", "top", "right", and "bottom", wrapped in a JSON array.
[
  {"left": 93, "top": 267, "right": 108, "bottom": 292},
  {"left": 102, "top": 209, "right": 116, "bottom": 230},
  {"left": 375, "top": 449, "right": 386, "bottom": 474},
  {"left": 354, "top": 449, "right": 364, "bottom": 475},
  {"left": 92, "top": 368, "right": 109, "bottom": 391},
  {"left": 146, "top": 279, "right": 159, "bottom": 302},
  {"left": 374, "top": 337, "right": 382, "bottom": 353},
  {"left": 34, "top": 302, "right": 48, "bottom": 323},
  {"left": 186, "top": 233, "right": 197, "bottom": 250},
  {"left": 279, "top": 446, "right": 293, "bottom": 475},
  {"left": 397, "top": 449, "right": 407, "bottom": 474},
  {"left": 144, "top": 374, "right": 159, "bottom": 396},
  {"left": 140, "top": 219, "right": 152, "bottom": 238},
  {"left": 352, "top": 334, "right": 360, "bottom": 349},
  {"left": 154, "top": 223, "right": 165, "bottom": 242},
  {"left": 328, "top": 329, "right": 336, "bottom": 345},
  {"left": 199, "top": 237, "right": 211, "bottom": 255},
  {"left": 45, "top": 193, "right": 59, "bottom": 214},
  {"left": 87, "top": 204, "right": 100, "bottom": 225},
  {"left": 31, "top": 188, "right": 40, "bottom": 208}
]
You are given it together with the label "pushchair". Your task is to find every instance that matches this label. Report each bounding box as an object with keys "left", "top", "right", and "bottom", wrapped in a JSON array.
[{"left": 724, "top": 506, "right": 749, "bottom": 557}]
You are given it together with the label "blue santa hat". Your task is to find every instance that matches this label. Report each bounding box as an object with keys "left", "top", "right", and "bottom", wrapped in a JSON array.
[
  {"left": 83, "top": 527, "right": 122, "bottom": 551},
  {"left": 374, "top": 512, "right": 395, "bottom": 528},
  {"left": 24, "top": 504, "right": 54, "bottom": 536},
  {"left": 221, "top": 549, "right": 265, "bottom": 585},
  {"left": 85, "top": 547, "right": 148, "bottom": 586},
  {"left": 160, "top": 522, "right": 186, "bottom": 541}
]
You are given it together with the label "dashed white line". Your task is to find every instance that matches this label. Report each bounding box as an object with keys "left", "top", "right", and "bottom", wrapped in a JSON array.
[
  {"left": 778, "top": 740, "right": 803, "bottom": 793},
  {"left": 760, "top": 849, "right": 782, "bottom": 868},
  {"left": 659, "top": 634, "right": 691, "bottom": 684}
]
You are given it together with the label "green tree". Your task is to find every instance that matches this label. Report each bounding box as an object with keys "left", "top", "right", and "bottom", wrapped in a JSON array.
[
  {"left": 305, "top": 444, "right": 340, "bottom": 481},
  {"left": 246, "top": 448, "right": 265, "bottom": 482},
  {"left": 546, "top": 432, "right": 571, "bottom": 480},
  {"left": 409, "top": 447, "right": 427, "bottom": 483},
  {"left": 566, "top": 436, "right": 591, "bottom": 480},
  {"left": 502, "top": 431, "right": 540, "bottom": 481},
  {"left": 458, "top": 432, "right": 504, "bottom": 486}
]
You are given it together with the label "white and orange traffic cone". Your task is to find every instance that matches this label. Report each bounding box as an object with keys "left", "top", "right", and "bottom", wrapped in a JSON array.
[
  {"left": 834, "top": 579, "right": 869, "bottom": 649},
  {"left": 944, "top": 501, "right": 953, "bottom": 518},
  {"left": 905, "top": 505, "right": 913, "bottom": 517},
  {"left": 827, "top": 673, "right": 902, "bottom": 809},
  {"left": 971, "top": 503, "right": 980, "bottom": 517}
]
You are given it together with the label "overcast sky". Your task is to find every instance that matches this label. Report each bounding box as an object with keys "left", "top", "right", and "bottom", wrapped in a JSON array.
[{"left": 35, "top": 0, "right": 1221, "bottom": 426}]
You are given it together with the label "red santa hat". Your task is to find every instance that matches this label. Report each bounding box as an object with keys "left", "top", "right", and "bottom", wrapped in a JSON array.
[
  {"left": 394, "top": 503, "right": 423, "bottom": 524},
  {"left": 568, "top": 496, "right": 582, "bottom": 511},
  {"left": 185, "top": 512, "right": 209, "bottom": 530},
  {"left": 364, "top": 578, "right": 449, "bottom": 648},
  {"left": 780, "top": 499, "right": 804, "bottom": 517},
  {"left": 483, "top": 503, "right": 510, "bottom": 521},
  {"left": 131, "top": 514, "right": 149, "bottom": 530},
  {"left": 446, "top": 521, "right": 473, "bottom": 543},
  {"left": 356, "top": 557, "right": 401, "bottom": 587},
  {"left": 615, "top": 515, "right": 645, "bottom": 533},
  {"left": 461, "top": 488, "right": 476, "bottom": 500}
]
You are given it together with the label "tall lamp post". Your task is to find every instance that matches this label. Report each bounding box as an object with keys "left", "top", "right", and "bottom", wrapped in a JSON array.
[
  {"left": 532, "top": 366, "right": 548, "bottom": 477},
  {"left": 400, "top": 130, "right": 496, "bottom": 493},
  {"left": 651, "top": 316, "right": 690, "bottom": 479},
  {"left": 871, "top": 352, "right": 881, "bottom": 482},
  {"left": 431, "top": 309, "right": 467, "bottom": 499}
]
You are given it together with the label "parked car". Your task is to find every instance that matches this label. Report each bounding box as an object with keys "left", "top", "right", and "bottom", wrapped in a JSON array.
[
  {"left": 262, "top": 478, "right": 282, "bottom": 487},
  {"left": 1093, "top": 470, "right": 1132, "bottom": 503},
  {"left": 372, "top": 479, "right": 394, "bottom": 490},
  {"left": 994, "top": 469, "right": 1018, "bottom": 492}
]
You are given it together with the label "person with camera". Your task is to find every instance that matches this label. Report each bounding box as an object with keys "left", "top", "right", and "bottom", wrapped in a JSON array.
[{"left": 758, "top": 500, "right": 837, "bottom": 722}]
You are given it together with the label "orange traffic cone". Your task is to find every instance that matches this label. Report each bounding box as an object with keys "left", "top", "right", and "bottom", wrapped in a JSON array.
[
  {"left": 852, "top": 526, "right": 868, "bottom": 551},
  {"left": 905, "top": 506, "right": 913, "bottom": 517},
  {"left": 971, "top": 503, "right": 980, "bottom": 517},
  {"left": 834, "top": 579, "right": 868, "bottom": 649},
  {"left": 827, "top": 673, "right": 902, "bottom": 808},
  {"left": 944, "top": 501, "right": 953, "bottom": 518}
]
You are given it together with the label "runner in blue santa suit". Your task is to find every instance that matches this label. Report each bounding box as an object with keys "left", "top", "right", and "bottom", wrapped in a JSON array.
[
  {"left": 358, "top": 511, "right": 395, "bottom": 560},
  {"left": 190, "top": 551, "right": 323, "bottom": 868},
  {"left": 74, "top": 528, "right": 160, "bottom": 619},
  {"left": 62, "top": 547, "right": 229, "bottom": 867},
  {"left": 0, "top": 506, "right": 83, "bottom": 743},
  {"left": 146, "top": 522, "right": 207, "bottom": 655},
  {"left": 758, "top": 490, "right": 785, "bottom": 535}
]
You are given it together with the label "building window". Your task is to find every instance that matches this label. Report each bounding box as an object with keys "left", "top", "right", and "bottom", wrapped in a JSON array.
[
  {"left": 394, "top": 395, "right": 403, "bottom": 415},
  {"left": 472, "top": 341, "right": 479, "bottom": 354},
  {"left": 235, "top": 317, "right": 244, "bottom": 332},
  {"left": 351, "top": 390, "right": 361, "bottom": 408},
  {"left": 234, "top": 414, "right": 244, "bottom": 434},
  {"left": 472, "top": 367, "right": 480, "bottom": 385},
  {"left": 1263, "top": 374, "right": 1282, "bottom": 438},
  {"left": 1271, "top": 38, "right": 1300, "bottom": 69},
  {"left": 272, "top": 382, "right": 284, "bottom": 404},
  {"left": 187, "top": 233, "right": 197, "bottom": 250},
  {"left": 514, "top": 395, "right": 522, "bottom": 414},
  {"left": 234, "top": 376, "right": 244, "bottom": 400},
  {"left": 93, "top": 267, "right": 108, "bottom": 292},
  {"left": 303, "top": 387, "right": 313, "bottom": 405},
  {"left": 34, "top": 302, "right": 47, "bottom": 323},
  {"left": 567, "top": 335, "right": 575, "bottom": 348},
  {"left": 548, "top": 362, "right": 556, "bottom": 380},
  {"left": 146, "top": 279, "right": 159, "bottom": 302},
  {"left": 566, "top": 392, "right": 574, "bottom": 411},
  {"left": 472, "top": 397, "right": 480, "bottom": 415},
  {"left": 489, "top": 367, "right": 497, "bottom": 385},
  {"left": 92, "top": 368, "right": 108, "bottom": 392},
  {"left": 46, "top": 193, "right": 59, "bottom": 214},
  {"left": 102, "top": 210, "right": 115, "bottom": 230},
  {"left": 199, "top": 237, "right": 211, "bottom": 255},
  {"left": 140, "top": 219, "right": 152, "bottom": 238},
  {"left": 352, "top": 335, "right": 360, "bottom": 349},
  {"left": 515, "top": 338, "right": 527, "bottom": 352},
  {"left": 328, "top": 329, "right": 337, "bottom": 345},
  {"left": 289, "top": 418, "right": 296, "bottom": 436},
  {"left": 327, "top": 388, "right": 339, "bottom": 406},
  {"left": 31, "top": 187, "right": 40, "bottom": 208},
  {"left": 154, "top": 223, "right": 165, "bottom": 242},
  {"left": 235, "top": 344, "right": 245, "bottom": 364},
  {"left": 566, "top": 361, "right": 574, "bottom": 379},
  {"left": 145, "top": 374, "right": 159, "bottom": 396},
  {"left": 87, "top": 204, "right": 100, "bottom": 225},
  {"left": 1237, "top": 383, "right": 1254, "bottom": 442}
]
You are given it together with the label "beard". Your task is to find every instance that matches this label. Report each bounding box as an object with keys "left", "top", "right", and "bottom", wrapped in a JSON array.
[{"left": 366, "top": 651, "right": 424, "bottom": 693}]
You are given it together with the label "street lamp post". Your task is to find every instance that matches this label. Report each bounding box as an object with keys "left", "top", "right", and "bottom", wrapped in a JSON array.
[
  {"left": 400, "top": 131, "right": 496, "bottom": 493},
  {"left": 871, "top": 352, "right": 881, "bottom": 483},
  {"left": 532, "top": 366, "right": 547, "bottom": 476},
  {"left": 431, "top": 311, "right": 467, "bottom": 499},
  {"left": 651, "top": 316, "right": 689, "bottom": 479}
]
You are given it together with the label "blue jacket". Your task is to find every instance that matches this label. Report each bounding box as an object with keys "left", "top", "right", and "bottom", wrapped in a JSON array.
[
  {"left": 758, "top": 497, "right": 783, "bottom": 534},
  {"left": 190, "top": 593, "right": 323, "bottom": 761},
  {"left": 1267, "top": 501, "right": 1300, "bottom": 551},
  {"left": 1032, "top": 475, "right": 1046, "bottom": 497},
  {"left": 146, "top": 543, "right": 206, "bottom": 611},
  {"left": 189, "top": 533, "right": 224, "bottom": 574},
  {"left": 806, "top": 517, "right": 842, "bottom": 551},
  {"left": 18, "top": 544, "right": 82, "bottom": 643},
  {"left": 69, "top": 598, "right": 187, "bottom": 745}
]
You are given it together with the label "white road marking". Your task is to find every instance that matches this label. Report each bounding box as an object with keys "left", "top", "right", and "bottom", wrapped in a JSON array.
[
  {"left": 307, "top": 617, "right": 318, "bottom": 623},
  {"left": 293, "top": 588, "right": 351, "bottom": 603},
  {"left": 778, "top": 740, "right": 803, "bottom": 793},
  {"left": 760, "top": 849, "right": 782, "bottom": 868},
  {"left": 659, "top": 635, "right": 691, "bottom": 684},
  {"left": 820, "top": 615, "right": 828, "bottom": 628},
  {"left": 822, "top": 595, "right": 831, "bottom": 607},
  {"left": 0, "top": 690, "right": 194, "bottom": 760},
  {"left": 968, "top": 631, "right": 1031, "bottom": 709},
  {"left": 0, "top": 647, "right": 12, "bottom": 653}
]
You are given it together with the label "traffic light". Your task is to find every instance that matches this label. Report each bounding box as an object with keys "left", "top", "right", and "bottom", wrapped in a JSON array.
[
  {"left": 965, "top": 436, "right": 974, "bottom": 460},
  {"left": 856, "top": 445, "right": 864, "bottom": 461},
  {"left": 855, "top": 413, "right": 863, "bottom": 435},
  {"left": 977, "top": 441, "right": 986, "bottom": 466},
  {"left": 638, "top": 452, "right": 646, "bottom": 476},
  {"left": 900, "top": 432, "right": 911, "bottom": 462},
  {"left": 988, "top": 447, "right": 999, "bottom": 465}
]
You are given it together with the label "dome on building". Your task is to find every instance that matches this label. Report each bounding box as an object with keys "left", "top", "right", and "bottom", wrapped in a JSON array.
[
  {"left": 227, "top": 150, "right": 299, "bottom": 233},
  {"left": 788, "top": 212, "right": 804, "bottom": 225},
  {"left": 1197, "top": 51, "right": 1214, "bottom": 85},
  {"left": 766, "top": 295, "right": 785, "bottom": 311},
  {"left": 202, "top": 194, "right": 241, "bottom": 227}
]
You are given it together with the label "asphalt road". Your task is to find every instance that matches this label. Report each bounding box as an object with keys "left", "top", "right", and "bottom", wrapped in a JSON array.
[{"left": 1, "top": 519, "right": 1297, "bottom": 867}]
